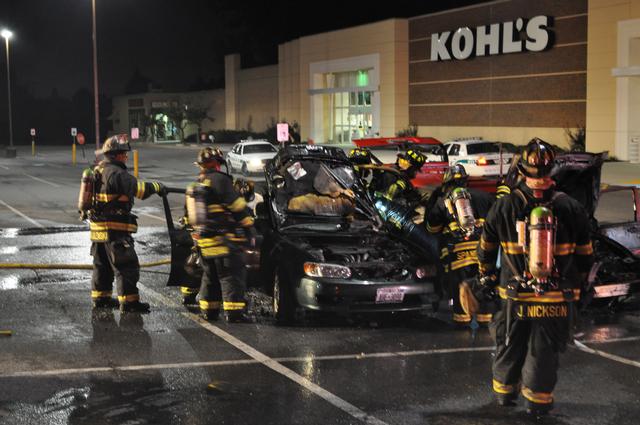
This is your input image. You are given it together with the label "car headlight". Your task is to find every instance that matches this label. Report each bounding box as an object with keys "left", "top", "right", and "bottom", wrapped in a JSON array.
[
  {"left": 303, "top": 262, "right": 351, "bottom": 279},
  {"left": 416, "top": 264, "right": 437, "bottom": 279},
  {"left": 249, "top": 158, "right": 262, "bottom": 167}
]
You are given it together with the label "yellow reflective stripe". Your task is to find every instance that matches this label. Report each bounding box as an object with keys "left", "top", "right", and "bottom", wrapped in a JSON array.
[
  {"left": 223, "top": 301, "right": 246, "bottom": 311},
  {"left": 453, "top": 313, "right": 471, "bottom": 323},
  {"left": 201, "top": 246, "right": 229, "bottom": 257},
  {"left": 522, "top": 387, "right": 553, "bottom": 404},
  {"left": 498, "top": 287, "right": 580, "bottom": 302},
  {"left": 207, "top": 204, "right": 225, "bottom": 213},
  {"left": 450, "top": 257, "right": 478, "bottom": 270},
  {"left": 202, "top": 179, "right": 212, "bottom": 187},
  {"left": 136, "top": 181, "right": 145, "bottom": 199},
  {"left": 493, "top": 379, "right": 516, "bottom": 395},
  {"left": 196, "top": 236, "right": 225, "bottom": 247},
  {"left": 91, "top": 290, "right": 112, "bottom": 299},
  {"left": 181, "top": 287, "right": 198, "bottom": 295},
  {"left": 89, "top": 221, "right": 137, "bottom": 232},
  {"left": 501, "top": 241, "right": 524, "bottom": 254},
  {"left": 446, "top": 221, "right": 460, "bottom": 231},
  {"left": 480, "top": 237, "right": 498, "bottom": 251},
  {"left": 453, "top": 241, "right": 478, "bottom": 252},
  {"left": 90, "top": 231, "right": 108, "bottom": 241},
  {"left": 426, "top": 222, "right": 443, "bottom": 233},
  {"left": 152, "top": 182, "right": 160, "bottom": 193},
  {"left": 476, "top": 313, "right": 493, "bottom": 323},
  {"left": 118, "top": 294, "right": 140, "bottom": 303},
  {"left": 476, "top": 218, "right": 485, "bottom": 225},
  {"left": 575, "top": 243, "right": 594, "bottom": 255},
  {"left": 440, "top": 248, "right": 449, "bottom": 259},
  {"left": 199, "top": 300, "right": 221, "bottom": 310},
  {"left": 397, "top": 180, "right": 407, "bottom": 189},
  {"left": 95, "top": 193, "right": 130, "bottom": 202},
  {"left": 496, "top": 185, "right": 511, "bottom": 198},
  {"left": 554, "top": 243, "right": 576, "bottom": 256},
  {"left": 228, "top": 197, "right": 247, "bottom": 213},
  {"left": 238, "top": 216, "right": 254, "bottom": 227}
]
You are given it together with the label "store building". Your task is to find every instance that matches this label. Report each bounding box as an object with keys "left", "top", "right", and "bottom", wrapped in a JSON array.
[{"left": 110, "top": 0, "right": 639, "bottom": 161}]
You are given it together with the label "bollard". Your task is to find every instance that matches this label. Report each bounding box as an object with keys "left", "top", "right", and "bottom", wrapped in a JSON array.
[
  {"left": 72, "top": 143, "right": 77, "bottom": 165},
  {"left": 32, "top": 140, "right": 35, "bottom": 156},
  {"left": 133, "top": 150, "right": 139, "bottom": 178}
]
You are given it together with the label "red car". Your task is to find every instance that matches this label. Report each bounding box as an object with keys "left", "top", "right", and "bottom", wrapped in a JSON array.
[{"left": 352, "top": 137, "right": 449, "bottom": 187}]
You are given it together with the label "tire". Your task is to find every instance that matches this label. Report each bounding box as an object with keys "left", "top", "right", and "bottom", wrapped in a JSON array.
[
  {"left": 241, "top": 163, "right": 248, "bottom": 176},
  {"left": 273, "top": 270, "right": 296, "bottom": 325}
]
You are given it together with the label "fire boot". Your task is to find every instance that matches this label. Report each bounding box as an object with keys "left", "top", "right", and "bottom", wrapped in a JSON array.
[
  {"left": 496, "top": 392, "right": 518, "bottom": 407},
  {"left": 120, "top": 301, "right": 151, "bottom": 313},
  {"left": 224, "top": 310, "right": 252, "bottom": 324},
  {"left": 525, "top": 399, "right": 553, "bottom": 416},
  {"left": 92, "top": 297, "right": 120, "bottom": 309},
  {"left": 201, "top": 309, "right": 220, "bottom": 321}
]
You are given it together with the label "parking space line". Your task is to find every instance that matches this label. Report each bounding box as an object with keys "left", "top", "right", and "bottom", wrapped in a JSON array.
[
  {"left": 0, "top": 199, "right": 45, "bottom": 228},
  {"left": 573, "top": 339, "right": 640, "bottom": 369},
  {"left": 138, "top": 284, "right": 388, "bottom": 425},
  {"left": 23, "top": 173, "right": 61, "bottom": 188},
  {"left": 0, "top": 165, "right": 9, "bottom": 170},
  {"left": 136, "top": 211, "right": 165, "bottom": 221}
]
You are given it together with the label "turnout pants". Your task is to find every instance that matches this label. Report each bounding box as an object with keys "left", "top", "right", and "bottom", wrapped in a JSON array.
[
  {"left": 91, "top": 236, "right": 141, "bottom": 305},
  {"left": 490, "top": 303, "right": 570, "bottom": 409},
  {"left": 446, "top": 265, "right": 493, "bottom": 324},
  {"left": 198, "top": 247, "right": 247, "bottom": 317}
]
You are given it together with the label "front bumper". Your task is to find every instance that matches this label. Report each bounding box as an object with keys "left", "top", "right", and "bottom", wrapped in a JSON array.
[{"left": 295, "top": 277, "right": 439, "bottom": 313}]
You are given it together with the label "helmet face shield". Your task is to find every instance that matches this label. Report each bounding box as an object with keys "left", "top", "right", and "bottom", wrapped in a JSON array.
[
  {"left": 517, "top": 138, "right": 555, "bottom": 178},
  {"left": 443, "top": 164, "right": 468, "bottom": 186}
]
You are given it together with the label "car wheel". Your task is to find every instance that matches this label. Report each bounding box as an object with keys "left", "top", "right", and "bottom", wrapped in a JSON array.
[
  {"left": 273, "top": 270, "right": 296, "bottom": 325},
  {"left": 241, "top": 163, "right": 248, "bottom": 176}
]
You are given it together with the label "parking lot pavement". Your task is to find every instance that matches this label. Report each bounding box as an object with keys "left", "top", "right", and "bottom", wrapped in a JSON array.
[{"left": 1, "top": 145, "right": 640, "bottom": 424}]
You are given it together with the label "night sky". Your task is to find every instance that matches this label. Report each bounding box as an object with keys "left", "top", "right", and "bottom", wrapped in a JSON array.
[{"left": 0, "top": 0, "right": 484, "bottom": 143}]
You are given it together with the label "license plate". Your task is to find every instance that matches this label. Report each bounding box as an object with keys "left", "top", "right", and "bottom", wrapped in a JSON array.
[{"left": 375, "top": 287, "right": 405, "bottom": 304}]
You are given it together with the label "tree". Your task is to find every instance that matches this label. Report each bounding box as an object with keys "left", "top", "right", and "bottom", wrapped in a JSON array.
[{"left": 164, "top": 103, "right": 213, "bottom": 142}]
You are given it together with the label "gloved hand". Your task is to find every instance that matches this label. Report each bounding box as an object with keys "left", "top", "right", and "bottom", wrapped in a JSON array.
[
  {"left": 474, "top": 273, "right": 499, "bottom": 302},
  {"left": 156, "top": 183, "right": 168, "bottom": 197}
]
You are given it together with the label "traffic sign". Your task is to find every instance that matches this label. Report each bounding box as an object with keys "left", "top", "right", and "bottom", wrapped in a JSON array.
[
  {"left": 71, "top": 128, "right": 77, "bottom": 137},
  {"left": 77, "top": 132, "right": 86, "bottom": 145},
  {"left": 277, "top": 123, "right": 289, "bottom": 142},
  {"left": 30, "top": 128, "right": 36, "bottom": 137},
  {"left": 131, "top": 127, "right": 139, "bottom": 140}
]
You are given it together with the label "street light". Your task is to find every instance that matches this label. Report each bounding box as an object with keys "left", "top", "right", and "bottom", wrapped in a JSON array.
[{"left": 1, "top": 28, "right": 15, "bottom": 158}]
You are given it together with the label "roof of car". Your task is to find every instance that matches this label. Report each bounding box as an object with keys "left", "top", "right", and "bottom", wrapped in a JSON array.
[
  {"left": 446, "top": 138, "right": 495, "bottom": 145},
  {"left": 239, "top": 139, "right": 271, "bottom": 145}
]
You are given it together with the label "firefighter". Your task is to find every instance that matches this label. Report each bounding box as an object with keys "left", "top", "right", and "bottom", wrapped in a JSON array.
[
  {"left": 347, "top": 147, "right": 373, "bottom": 181},
  {"left": 87, "top": 135, "right": 166, "bottom": 313},
  {"left": 370, "top": 148, "right": 425, "bottom": 204},
  {"left": 184, "top": 147, "right": 256, "bottom": 323},
  {"left": 425, "top": 164, "right": 495, "bottom": 325},
  {"left": 476, "top": 138, "right": 594, "bottom": 415}
]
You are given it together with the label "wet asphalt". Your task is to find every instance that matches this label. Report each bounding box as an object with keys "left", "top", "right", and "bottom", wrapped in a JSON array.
[{"left": 1, "top": 145, "right": 639, "bottom": 425}]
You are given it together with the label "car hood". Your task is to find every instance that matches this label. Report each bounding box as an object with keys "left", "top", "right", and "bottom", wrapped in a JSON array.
[
  {"left": 553, "top": 152, "right": 606, "bottom": 218},
  {"left": 281, "top": 231, "right": 423, "bottom": 280}
]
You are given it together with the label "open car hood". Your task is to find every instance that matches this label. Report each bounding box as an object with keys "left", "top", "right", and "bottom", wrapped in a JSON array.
[{"left": 552, "top": 152, "right": 607, "bottom": 219}]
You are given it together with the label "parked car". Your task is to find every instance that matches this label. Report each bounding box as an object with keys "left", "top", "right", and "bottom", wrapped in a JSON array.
[
  {"left": 443, "top": 138, "right": 514, "bottom": 177},
  {"left": 226, "top": 140, "right": 278, "bottom": 175},
  {"left": 352, "top": 136, "right": 449, "bottom": 187},
  {"left": 257, "top": 144, "right": 440, "bottom": 323}
]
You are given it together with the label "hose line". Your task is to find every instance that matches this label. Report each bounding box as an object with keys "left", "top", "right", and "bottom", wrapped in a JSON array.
[{"left": 0, "top": 258, "right": 171, "bottom": 270}]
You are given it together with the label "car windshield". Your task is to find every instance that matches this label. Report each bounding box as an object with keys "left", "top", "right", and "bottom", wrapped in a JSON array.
[
  {"left": 243, "top": 144, "right": 276, "bottom": 154},
  {"left": 417, "top": 144, "right": 447, "bottom": 162},
  {"left": 467, "top": 142, "right": 501, "bottom": 154},
  {"left": 271, "top": 159, "right": 379, "bottom": 231}
]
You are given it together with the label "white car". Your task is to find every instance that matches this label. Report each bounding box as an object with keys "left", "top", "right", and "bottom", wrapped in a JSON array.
[
  {"left": 226, "top": 140, "right": 278, "bottom": 175},
  {"left": 443, "top": 139, "right": 514, "bottom": 177}
]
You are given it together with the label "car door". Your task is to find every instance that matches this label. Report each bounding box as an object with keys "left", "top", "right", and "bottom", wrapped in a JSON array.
[{"left": 231, "top": 145, "right": 241, "bottom": 168}]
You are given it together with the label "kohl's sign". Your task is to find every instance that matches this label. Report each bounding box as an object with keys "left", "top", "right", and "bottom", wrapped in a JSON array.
[{"left": 430, "top": 16, "right": 552, "bottom": 61}]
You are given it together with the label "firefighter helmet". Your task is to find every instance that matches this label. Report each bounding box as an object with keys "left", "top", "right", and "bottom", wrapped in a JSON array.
[
  {"left": 442, "top": 164, "right": 469, "bottom": 186},
  {"left": 399, "top": 148, "right": 426, "bottom": 168},
  {"left": 102, "top": 134, "right": 131, "bottom": 155},
  {"left": 195, "top": 147, "right": 224, "bottom": 166},
  {"left": 234, "top": 179, "right": 255, "bottom": 202},
  {"left": 517, "top": 138, "right": 556, "bottom": 178},
  {"left": 348, "top": 148, "right": 372, "bottom": 165}
]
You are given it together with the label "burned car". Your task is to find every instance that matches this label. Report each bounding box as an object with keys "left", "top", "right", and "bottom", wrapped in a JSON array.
[
  {"left": 256, "top": 145, "right": 440, "bottom": 323},
  {"left": 552, "top": 152, "right": 640, "bottom": 306}
]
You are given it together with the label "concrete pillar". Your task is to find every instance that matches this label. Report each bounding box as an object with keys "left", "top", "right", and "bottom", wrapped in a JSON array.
[{"left": 225, "top": 54, "right": 241, "bottom": 130}]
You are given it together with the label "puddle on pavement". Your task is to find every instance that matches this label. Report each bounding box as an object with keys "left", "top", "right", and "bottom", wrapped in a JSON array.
[{"left": 0, "top": 272, "right": 87, "bottom": 289}]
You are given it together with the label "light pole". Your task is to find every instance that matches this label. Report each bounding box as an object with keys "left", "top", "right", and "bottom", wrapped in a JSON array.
[
  {"left": 1, "top": 28, "right": 15, "bottom": 158},
  {"left": 91, "top": 0, "right": 101, "bottom": 151}
]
